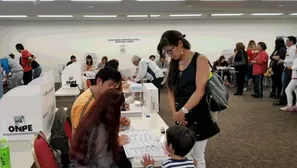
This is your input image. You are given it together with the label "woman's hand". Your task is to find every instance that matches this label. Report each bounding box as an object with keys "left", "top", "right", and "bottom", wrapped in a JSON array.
[
  {"left": 125, "top": 103, "right": 130, "bottom": 111},
  {"left": 141, "top": 155, "right": 154, "bottom": 167},
  {"left": 251, "top": 60, "right": 256, "bottom": 64},
  {"left": 120, "top": 116, "right": 131, "bottom": 127},
  {"left": 118, "top": 135, "right": 129, "bottom": 146},
  {"left": 173, "top": 111, "right": 185, "bottom": 123}
]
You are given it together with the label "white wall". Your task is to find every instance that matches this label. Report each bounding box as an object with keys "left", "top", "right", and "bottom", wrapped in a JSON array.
[{"left": 0, "top": 19, "right": 296, "bottom": 82}]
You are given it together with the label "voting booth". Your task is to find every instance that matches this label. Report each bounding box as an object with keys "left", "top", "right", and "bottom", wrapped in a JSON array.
[
  {"left": 61, "top": 62, "right": 83, "bottom": 88},
  {"left": 143, "top": 83, "right": 159, "bottom": 113},
  {"left": 0, "top": 70, "right": 56, "bottom": 141}
]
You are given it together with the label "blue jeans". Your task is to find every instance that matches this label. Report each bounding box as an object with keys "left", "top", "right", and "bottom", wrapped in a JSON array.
[
  {"left": 33, "top": 66, "right": 42, "bottom": 79},
  {"left": 244, "top": 63, "right": 253, "bottom": 87},
  {"left": 254, "top": 75, "right": 264, "bottom": 96}
]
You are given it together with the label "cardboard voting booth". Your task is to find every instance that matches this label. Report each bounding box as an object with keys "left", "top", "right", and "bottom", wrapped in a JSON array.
[
  {"left": 61, "top": 62, "right": 83, "bottom": 89},
  {"left": 142, "top": 83, "right": 159, "bottom": 113},
  {"left": 0, "top": 70, "right": 56, "bottom": 141}
]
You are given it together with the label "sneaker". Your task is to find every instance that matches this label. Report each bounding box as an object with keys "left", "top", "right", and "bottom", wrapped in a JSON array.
[
  {"left": 243, "top": 87, "right": 247, "bottom": 92},
  {"left": 280, "top": 105, "right": 294, "bottom": 112}
]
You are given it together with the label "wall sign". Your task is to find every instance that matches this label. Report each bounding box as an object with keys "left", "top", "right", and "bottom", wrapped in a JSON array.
[{"left": 108, "top": 38, "right": 140, "bottom": 43}]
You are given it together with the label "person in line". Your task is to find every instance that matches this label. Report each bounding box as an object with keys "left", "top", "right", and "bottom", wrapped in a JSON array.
[
  {"left": 273, "top": 36, "right": 297, "bottom": 106},
  {"left": 98, "top": 56, "right": 108, "bottom": 70},
  {"left": 244, "top": 40, "right": 259, "bottom": 91},
  {"left": 280, "top": 55, "right": 297, "bottom": 112},
  {"left": 233, "top": 42, "right": 248, "bottom": 96},
  {"left": 31, "top": 55, "right": 42, "bottom": 79},
  {"left": 157, "top": 30, "right": 220, "bottom": 168},
  {"left": 71, "top": 67, "right": 130, "bottom": 136},
  {"left": 84, "top": 55, "right": 94, "bottom": 71},
  {"left": 149, "top": 55, "right": 156, "bottom": 62},
  {"left": 213, "top": 55, "right": 232, "bottom": 87},
  {"left": 131, "top": 55, "right": 164, "bottom": 89},
  {"left": 142, "top": 125, "right": 196, "bottom": 168},
  {"left": 269, "top": 38, "right": 287, "bottom": 99},
  {"left": 251, "top": 42, "right": 269, "bottom": 98},
  {"left": 70, "top": 89, "right": 130, "bottom": 168},
  {"left": 67, "top": 55, "right": 77, "bottom": 66},
  {"left": 0, "top": 54, "right": 23, "bottom": 89},
  {"left": 156, "top": 55, "right": 169, "bottom": 69},
  {"left": 16, "top": 43, "right": 33, "bottom": 85}
]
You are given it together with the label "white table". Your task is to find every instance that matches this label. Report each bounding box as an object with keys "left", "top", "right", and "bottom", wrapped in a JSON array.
[
  {"left": 128, "top": 113, "right": 169, "bottom": 168},
  {"left": 55, "top": 87, "right": 80, "bottom": 97},
  {"left": 8, "top": 140, "right": 34, "bottom": 168},
  {"left": 215, "top": 66, "right": 235, "bottom": 81}
]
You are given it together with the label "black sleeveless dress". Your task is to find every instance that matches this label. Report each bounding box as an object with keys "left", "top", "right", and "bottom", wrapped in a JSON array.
[{"left": 174, "top": 52, "right": 220, "bottom": 141}]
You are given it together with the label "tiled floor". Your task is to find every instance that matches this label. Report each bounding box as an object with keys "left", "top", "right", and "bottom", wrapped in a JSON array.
[{"left": 56, "top": 84, "right": 297, "bottom": 168}]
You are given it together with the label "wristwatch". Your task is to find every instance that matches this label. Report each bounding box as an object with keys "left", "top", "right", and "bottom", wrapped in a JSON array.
[{"left": 181, "top": 107, "right": 189, "bottom": 114}]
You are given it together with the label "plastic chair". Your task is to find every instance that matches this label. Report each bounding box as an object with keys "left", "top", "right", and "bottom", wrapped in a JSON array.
[
  {"left": 86, "top": 79, "right": 92, "bottom": 88},
  {"left": 64, "top": 117, "right": 72, "bottom": 146},
  {"left": 32, "top": 131, "right": 58, "bottom": 168}
]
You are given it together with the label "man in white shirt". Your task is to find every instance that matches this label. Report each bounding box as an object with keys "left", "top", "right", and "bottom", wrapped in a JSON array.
[
  {"left": 274, "top": 36, "right": 297, "bottom": 105},
  {"left": 131, "top": 55, "right": 164, "bottom": 88}
]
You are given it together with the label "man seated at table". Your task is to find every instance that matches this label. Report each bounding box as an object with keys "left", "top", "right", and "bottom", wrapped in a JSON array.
[{"left": 71, "top": 67, "right": 131, "bottom": 136}]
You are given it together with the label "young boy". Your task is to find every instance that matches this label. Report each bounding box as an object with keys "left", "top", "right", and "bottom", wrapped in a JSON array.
[{"left": 142, "top": 125, "right": 196, "bottom": 168}]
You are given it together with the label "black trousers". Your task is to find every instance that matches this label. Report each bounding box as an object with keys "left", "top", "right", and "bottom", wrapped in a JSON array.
[
  {"left": 254, "top": 75, "right": 264, "bottom": 96},
  {"left": 280, "top": 68, "right": 296, "bottom": 104},
  {"left": 236, "top": 70, "right": 246, "bottom": 94},
  {"left": 271, "top": 71, "right": 282, "bottom": 96},
  {"left": 23, "top": 70, "right": 33, "bottom": 85}
]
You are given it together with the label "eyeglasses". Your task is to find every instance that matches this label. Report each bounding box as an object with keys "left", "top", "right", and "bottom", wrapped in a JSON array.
[{"left": 163, "top": 46, "right": 176, "bottom": 55}]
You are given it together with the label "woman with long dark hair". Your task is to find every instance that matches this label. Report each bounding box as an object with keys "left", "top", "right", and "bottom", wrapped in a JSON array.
[
  {"left": 158, "top": 30, "right": 220, "bottom": 168},
  {"left": 70, "top": 89, "right": 127, "bottom": 168},
  {"left": 85, "top": 55, "right": 94, "bottom": 71},
  {"left": 233, "top": 42, "right": 248, "bottom": 96},
  {"left": 269, "top": 38, "right": 287, "bottom": 99}
]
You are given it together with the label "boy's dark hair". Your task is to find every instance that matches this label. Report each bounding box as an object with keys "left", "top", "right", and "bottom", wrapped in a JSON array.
[
  {"left": 258, "top": 42, "right": 267, "bottom": 50},
  {"left": 149, "top": 55, "right": 156, "bottom": 59},
  {"left": 95, "top": 67, "right": 122, "bottom": 84},
  {"left": 15, "top": 43, "right": 24, "bottom": 50},
  {"left": 9, "top": 54, "right": 15, "bottom": 59},
  {"left": 70, "top": 55, "right": 76, "bottom": 60},
  {"left": 105, "top": 59, "right": 119, "bottom": 70},
  {"left": 287, "top": 36, "right": 297, "bottom": 44},
  {"left": 166, "top": 125, "right": 196, "bottom": 157}
]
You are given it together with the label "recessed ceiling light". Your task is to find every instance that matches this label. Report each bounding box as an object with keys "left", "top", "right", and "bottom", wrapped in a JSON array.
[
  {"left": 71, "top": 0, "right": 122, "bottom": 1},
  {"left": 211, "top": 13, "right": 244, "bottom": 16},
  {"left": 289, "top": 13, "right": 297, "bottom": 15},
  {"left": 127, "top": 15, "right": 148, "bottom": 17},
  {"left": 251, "top": 13, "right": 284, "bottom": 16},
  {"left": 84, "top": 15, "right": 117, "bottom": 17},
  {"left": 169, "top": 14, "right": 202, "bottom": 17},
  {"left": 0, "top": 15, "right": 28, "bottom": 18},
  {"left": 37, "top": 15, "right": 73, "bottom": 17},
  {"left": 150, "top": 15, "right": 160, "bottom": 17}
]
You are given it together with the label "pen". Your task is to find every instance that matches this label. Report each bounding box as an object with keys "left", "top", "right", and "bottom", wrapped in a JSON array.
[{"left": 143, "top": 112, "right": 150, "bottom": 117}]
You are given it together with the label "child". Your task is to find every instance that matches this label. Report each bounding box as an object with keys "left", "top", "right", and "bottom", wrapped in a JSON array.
[
  {"left": 280, "top": 57, "right": 297, "bottom": 112},
  {"left": 142, "top": 125, "right": 196, "bottom": 168}
]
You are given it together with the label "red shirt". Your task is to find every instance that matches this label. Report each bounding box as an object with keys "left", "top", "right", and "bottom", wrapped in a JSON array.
[
  {"left": 253, "top": 51, "right": 268, "bottom": 75},
  {"left": 246, "top": 49, "right": 258, "bottom": 63},
  {"left": 21, "top": 50, "right": 33, "bottom": 72}
]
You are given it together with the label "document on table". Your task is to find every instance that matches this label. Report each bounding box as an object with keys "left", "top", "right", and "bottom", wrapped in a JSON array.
[{"left": 119, "top": 129, "right": 166, "bottom": 158}]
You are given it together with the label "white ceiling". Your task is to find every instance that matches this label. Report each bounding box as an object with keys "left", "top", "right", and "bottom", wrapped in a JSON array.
[{"left": 0, "top": 0, "right": 297, "bottom": 20}]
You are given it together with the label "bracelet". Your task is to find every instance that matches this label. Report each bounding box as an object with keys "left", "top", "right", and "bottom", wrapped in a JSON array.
[{"left": 146, "top": 165, "right": 154, "bottom": 168}]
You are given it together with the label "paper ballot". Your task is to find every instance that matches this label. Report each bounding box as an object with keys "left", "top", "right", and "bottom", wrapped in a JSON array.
[{"left": 119, "top": 129, "right": 166, "bottom": 158}]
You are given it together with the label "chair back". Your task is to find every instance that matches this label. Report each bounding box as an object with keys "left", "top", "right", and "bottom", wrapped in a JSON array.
[
  {"left": 64, "top": 117, "right": 72, "bottom": 145},
  {"left": 32, "top": 131, "right": 57, "bottom": 168},
  {"left": 86, "top": 79, "right": 92, "bottom": 88}
]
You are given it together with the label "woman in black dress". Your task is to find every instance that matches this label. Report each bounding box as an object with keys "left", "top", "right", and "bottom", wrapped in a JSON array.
[
  {"left": 233, "top": 42, "right": 248, "bottom": 96},
  {"left": 158, "top": 30, "right": 220, "bottom": 168}
]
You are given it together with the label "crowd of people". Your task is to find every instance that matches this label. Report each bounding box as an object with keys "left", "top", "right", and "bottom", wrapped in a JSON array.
[{"left": 0, "top": 43, "right": 42, "bottom": 89}]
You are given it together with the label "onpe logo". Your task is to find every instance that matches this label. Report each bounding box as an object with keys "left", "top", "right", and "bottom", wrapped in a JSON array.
[{"left": 8, "top": 116, "right": 33, "bottom": 132}]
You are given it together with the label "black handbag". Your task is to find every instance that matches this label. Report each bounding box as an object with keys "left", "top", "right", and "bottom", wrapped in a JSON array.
[{"left": 206, "top": 61, "right": 229, "bottom": 112}]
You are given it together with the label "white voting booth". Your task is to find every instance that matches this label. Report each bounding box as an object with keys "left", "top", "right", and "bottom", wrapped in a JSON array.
[
  {"left": 61, "top": 62, "right": 83, "bottom": 89},
  {"left": 0, "top": 70, "right": 56, "bottom": 141},
  {"left": 143, "top": 83, "right": 159, "bottom": 113}
]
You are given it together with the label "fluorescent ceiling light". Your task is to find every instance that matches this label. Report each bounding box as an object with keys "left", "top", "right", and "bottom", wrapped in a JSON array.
[
  {"left": 136, "top": 0, "right": 185, "bottom": 1},
  {"left": 170, "top": 14, "right": 202, "bottom": 17},
  {"left": 289, "top": 13, "right": 297, "bottom": 16},
  {"left": 37, "top": 15, "right": 73, "bottom": 17},
  {"left": 71, "top": 0, "right": 122, "bottom": 1},
  {"left": 211, "top": 13, "right": 244, "bottom": 16},
  {"left": 200, "top": 0, "right": 246, "bottom": 1},
  {"left": 127, "top": 15, "right": 148, "bottom": 17},
  {"left": 251, "top": 13, "right": 284, "bottom": 16},
  {"left": 1, "top": 0, "right": 35, "bottom": 1},
  {"left": 84, "top": 15, "right": 117, "bottom": 18},
  {"left": 150, "top": 15, "right": 160, "bottom": 17},
  {"left": 0, "top": 15, "right": 28, "bottom": 18}
]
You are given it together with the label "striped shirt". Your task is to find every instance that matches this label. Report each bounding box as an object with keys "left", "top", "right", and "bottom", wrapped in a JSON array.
[{"left": 162, "top": 158, "right": 195, "bottom": 168}]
